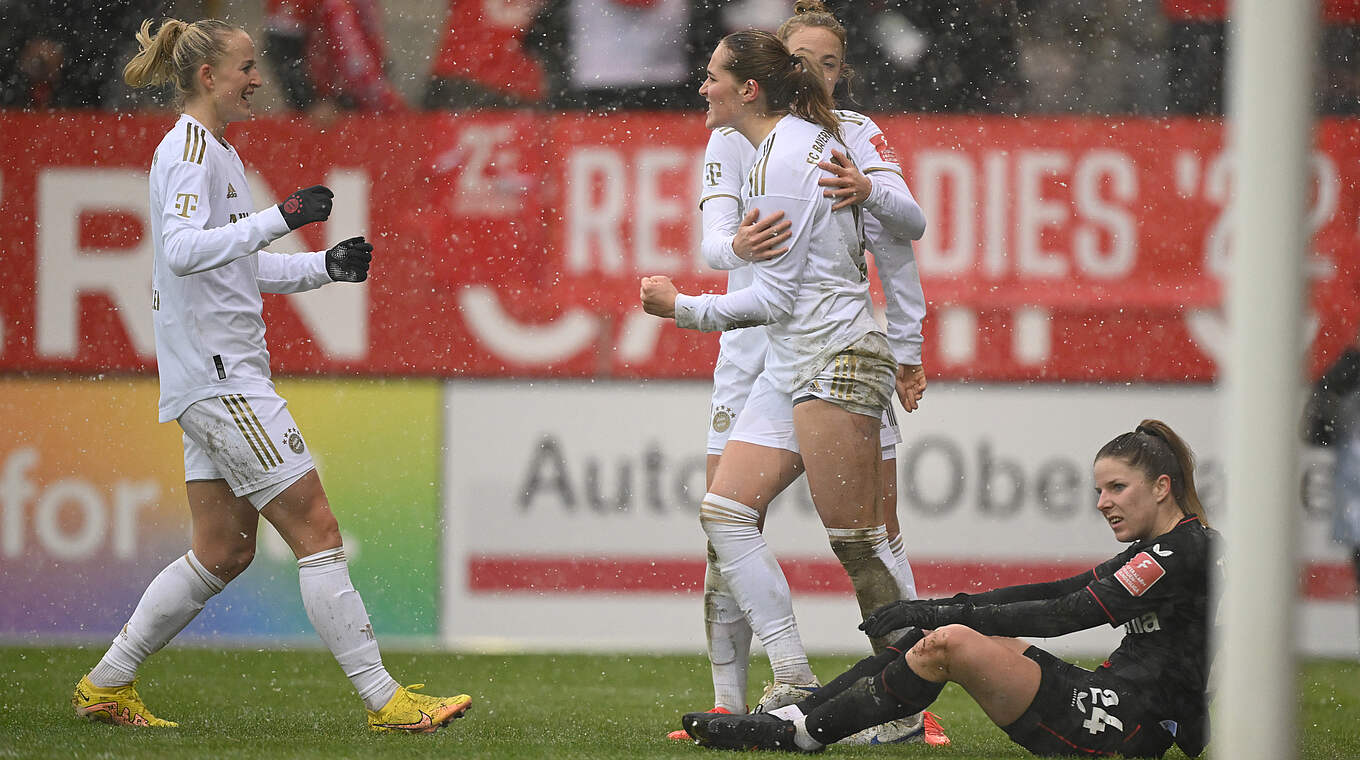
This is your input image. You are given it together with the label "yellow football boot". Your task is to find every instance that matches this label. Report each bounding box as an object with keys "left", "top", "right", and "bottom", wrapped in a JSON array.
[
  {"left": 72, "top": 676, "right": 178, "bottom": 727},
  {"left": 367, "top": 684, "right": 471, "bottom": 733}
]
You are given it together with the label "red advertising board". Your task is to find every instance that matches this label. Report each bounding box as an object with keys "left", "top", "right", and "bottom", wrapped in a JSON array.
[{"left": 1, "top": 111, "right": 1356, "bottom": 381}]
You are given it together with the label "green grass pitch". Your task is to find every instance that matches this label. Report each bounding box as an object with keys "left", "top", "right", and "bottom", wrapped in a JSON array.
[{"left": 2, "top": 646, "right": 1356, "bottom": 759}]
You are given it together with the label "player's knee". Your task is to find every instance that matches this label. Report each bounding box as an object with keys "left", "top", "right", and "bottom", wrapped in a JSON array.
[
  {"left": 915, "top": 624, "right": 981, "bottom": 676},
  {"left": 204, "top": 542, "right": 255, "bottom": 582},
  {"left": 309, "top": 509, "right": 342, "bottom": 548}
]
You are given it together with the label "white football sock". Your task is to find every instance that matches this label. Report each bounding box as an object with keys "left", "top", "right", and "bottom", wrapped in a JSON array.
[
  {"left": 792, "top": 713, "right": 826, "bottom": 752},
  {"left": 828, "top": 525, "right": 900, "bottom": 654},
  {"left": 88, "top": 551, "right": 224, "bottom": 688},
  {"left": 700, "top": 493, "right": 814, "bottom": 685},
  {"left": 297, "top": 547, "right": 399, "bottom": 711},
  {"left": 704, "top": 542, "right": 753, "bottom": 712},
  {"left": 887, "top": 534, "right": 918, "bottom": 600}
]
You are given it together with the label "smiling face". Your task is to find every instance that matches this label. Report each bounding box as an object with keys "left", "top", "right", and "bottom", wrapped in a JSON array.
[
  {"left": 1093, "top": 456, "right": 1182, "bottom": 543},
  {"left": 206, "top": 30, "right": 261, "bottom": 127},
  {"left": 700, "top": 42, "right": 745, "bottom": 130},
  {"left": 782, "top": 25, "right": 844, "bottom": 96}
]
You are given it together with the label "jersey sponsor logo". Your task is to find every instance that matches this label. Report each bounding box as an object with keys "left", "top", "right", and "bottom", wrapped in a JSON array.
[
  {"left": 870, "top": 133, "right": 899, "bottom": 166},
  {"left": 1150, "top": 543, "right": 1173, "bottom": 557},
  {"left": 226, "top": 182, "right": 238, "bottom": 199},
  {"left": 1123, "top": 610, "right": 1162, "bottom": 634},
  {"left": 1114, "top": 551, "right": 1166, "bottom": 596},
  {"left": 704, "top": 162, "right": 722, "bottom": 186},
  {"left": 173, "top": 192, "right": 199, "bottom": 218}
]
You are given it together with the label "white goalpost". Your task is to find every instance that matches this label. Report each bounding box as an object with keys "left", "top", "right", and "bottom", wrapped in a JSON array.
[{"left": 1218, "top": 1, "right": 1317, "bottom": 758}]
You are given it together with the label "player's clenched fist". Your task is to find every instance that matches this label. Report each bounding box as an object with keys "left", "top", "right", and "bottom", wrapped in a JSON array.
[
  {"left": 278, "top": 185, "right": 333, "bottom": 230},
  {"left": 325, "top": 236, "right": 374, "bottom": 282},
  {"left": 640, "top": 275, "right": 679, "bottom": 319}
]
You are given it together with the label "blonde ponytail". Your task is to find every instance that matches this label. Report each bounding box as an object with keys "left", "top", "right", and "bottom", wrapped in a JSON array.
[{"left": 123, "top": 18, "right": 238, "bottom": 98}]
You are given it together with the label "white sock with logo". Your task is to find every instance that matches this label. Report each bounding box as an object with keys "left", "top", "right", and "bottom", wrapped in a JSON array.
[
  {"left": 297, "top": 547, "right": 399, "bottom": 711},
  {"left": 700, "top": 493, "right": 815, "bottom": 686},
  {"left": 704, "top": 544, "right": 753, "bottom": 712},
  {"left": 88, "top": 551, "right": 224, "bottom": 688}
]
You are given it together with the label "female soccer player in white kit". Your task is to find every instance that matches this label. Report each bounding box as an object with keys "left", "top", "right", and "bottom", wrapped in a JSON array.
[
  {"left": 641, "top": 27, "right": 934, "bottom": 741},
  {"left": 687, "top": 0, "right": 931, "bottom": 723},
  {"left": 71, "top": 18, "right": 470, "bottom": 733}
]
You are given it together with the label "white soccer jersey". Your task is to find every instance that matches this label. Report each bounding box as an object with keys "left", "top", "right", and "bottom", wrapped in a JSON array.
[
  {"left": 697, "top": 110, "right": 926, "bottom": 371},
  {"left": 677, "top": 114, "right": 881, "bottom": 393},
  {"left": 698, "top": 126, "right": 764, "bottom": 374},
  {"left": 150, "top": 114, "right": 331, "bottom": 422}
]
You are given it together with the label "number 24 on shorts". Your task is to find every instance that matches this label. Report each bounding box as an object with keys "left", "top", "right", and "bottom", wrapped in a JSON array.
[{"left": 1075, "top": 687, "right": 1124, "bottom": 735}]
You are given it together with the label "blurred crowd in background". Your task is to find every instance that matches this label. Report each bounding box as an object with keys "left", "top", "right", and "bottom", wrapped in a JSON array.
[{"left": 2, "top": 0, "right": 1357, "bottom": 116}]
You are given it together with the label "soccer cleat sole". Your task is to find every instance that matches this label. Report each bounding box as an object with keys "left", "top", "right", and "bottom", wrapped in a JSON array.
[{"left": 371, "top": 696, "right": 472, "bottom": 734}]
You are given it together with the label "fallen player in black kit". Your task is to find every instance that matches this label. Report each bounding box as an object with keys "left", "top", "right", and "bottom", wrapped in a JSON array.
[{"left": 683, "top": 420, "right": 1218, "bottom": 758}]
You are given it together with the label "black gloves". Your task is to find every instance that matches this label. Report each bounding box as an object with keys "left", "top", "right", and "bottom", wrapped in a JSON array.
[
  {"left": 325, "top": 236, "right": 374, "bottom": 282},
  {"left": 278, "top": 185, "right": 333, "bottom": 230},
  {"left": 858, "top": 599, "right": 970, "bottom": 638}
]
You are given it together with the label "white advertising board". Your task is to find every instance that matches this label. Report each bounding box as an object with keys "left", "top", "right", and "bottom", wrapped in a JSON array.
[{"left": 442, "top": 381, "right": 1358, "bottom": 657}]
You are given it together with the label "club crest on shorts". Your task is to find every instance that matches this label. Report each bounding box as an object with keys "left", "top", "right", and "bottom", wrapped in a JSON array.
[
  {"left": 712, "top": 405, "right": 734, "bottom": 433},
  {"left": 282, "top": 427, "right": 305, "bottom": 455}
]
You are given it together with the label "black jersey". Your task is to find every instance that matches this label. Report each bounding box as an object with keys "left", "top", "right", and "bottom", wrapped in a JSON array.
[
  {"left": 1088, "top": 517, "right": 1220, "bottom": 733},
  {"left": 943, "top": 515, "right": 1219, "bottom": 751}
]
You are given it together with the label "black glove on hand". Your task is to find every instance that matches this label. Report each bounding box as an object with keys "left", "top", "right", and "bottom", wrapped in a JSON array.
[
  {"left": 278, "top": 185, "right": 333, "bottom": 230},
  {"left": 859, "top": 600, "right": 969, "bottom": 638},
  {"left": 325, "top": 236, "right": 373, "bottom": 282}
]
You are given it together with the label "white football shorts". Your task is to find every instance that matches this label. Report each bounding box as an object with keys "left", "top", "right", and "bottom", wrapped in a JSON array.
[
  {"left": 179, "top": 392, "right": 315, "bottom": 510},
  {"left": 707, "top": 353, "right": 763, "bottom": 455},
  {"left": 728, "top": 368, "right": 900, "bottom": 459}
]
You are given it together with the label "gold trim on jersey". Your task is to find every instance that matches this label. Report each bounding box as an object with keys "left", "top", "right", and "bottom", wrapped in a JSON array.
[
  {"left": 716, "top": 127, "right": 739, "bottom": 135},
  {"left": 182, "top": 122, "right": 207, "bottom": 165},
  {"left": 863, "top": 166, "right": 905, "bottom": 178},
  {"left": 699, "top": 192, "right": 740, "bottom": 209},
  {"left": 748, "top": 135, "right": 775, "bottom": 196},
  {"left": 221, "top": 394, "right": 282, "bottom": 469},
  {"left": 834, "top": 111, "right": 866, "bottom": 125}
]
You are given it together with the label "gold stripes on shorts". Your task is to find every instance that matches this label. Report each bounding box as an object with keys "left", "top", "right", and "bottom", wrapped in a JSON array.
[
  {"left": 220, "top": 394, "right": 283, "bottom": 469},
  {"left": 829, "top": 353, "right": 856, "bottom": 401}
]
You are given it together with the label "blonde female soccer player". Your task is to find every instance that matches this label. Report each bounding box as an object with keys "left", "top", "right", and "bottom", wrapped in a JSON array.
[{"left": 71, "top": 17, "right": 468, "bottom": 733}]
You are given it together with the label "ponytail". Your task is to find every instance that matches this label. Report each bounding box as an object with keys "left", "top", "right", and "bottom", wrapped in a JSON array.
[
  {"left": 720, "top": 30, "right": 841, "bottom": 142},
  {"left": 124, "top": 18, "right": 238, "bottom": 99},
  {"left": 1096, "top": 419, "right": 1209, "bottom": 527}
]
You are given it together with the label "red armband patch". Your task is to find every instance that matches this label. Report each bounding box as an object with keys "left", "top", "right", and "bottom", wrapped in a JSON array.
[{"left": 1114, "top": 552, "right": 1166, "bottom": 597}]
